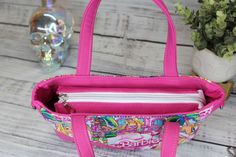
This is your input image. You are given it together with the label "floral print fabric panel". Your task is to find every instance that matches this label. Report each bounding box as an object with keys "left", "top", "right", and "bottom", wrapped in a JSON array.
[
  {"left": 39, "top": 106, "right": 213, "bottom": 150},
  {"left": 86, "top": 113, "right": 204, "bottom": 150},
  {"left": 40, "top": 108, "right": 73, "bottom": 137}
]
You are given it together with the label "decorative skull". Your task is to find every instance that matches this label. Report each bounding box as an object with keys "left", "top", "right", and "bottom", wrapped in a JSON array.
[{"left": 30, "top": 6, "right": 73, "bottom": 72}]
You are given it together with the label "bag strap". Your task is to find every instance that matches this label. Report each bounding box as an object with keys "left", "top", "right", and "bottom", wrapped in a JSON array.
[
  {"left": 72, "top": 115, "right": 95, "bottom": 157},
  {"left": 161, "top": 122, "right": 180, "bottom": 157},
  {"left": 71, "top": 114, "right": 180, "bottom": 157},
  {"left": 76, "top": 0, "right": 178, "bottom": 77}
]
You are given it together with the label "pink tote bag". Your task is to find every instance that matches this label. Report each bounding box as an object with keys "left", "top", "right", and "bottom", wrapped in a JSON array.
[{"left": 31, "top": 0, "right": 225, "bottom": 156}]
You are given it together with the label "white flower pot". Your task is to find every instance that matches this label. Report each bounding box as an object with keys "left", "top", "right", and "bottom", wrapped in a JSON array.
[{"left": 192, "top": 49, "right": 236, "bottom": 83}]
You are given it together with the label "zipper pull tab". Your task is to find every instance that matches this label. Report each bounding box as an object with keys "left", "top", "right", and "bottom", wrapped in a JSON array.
[
  {"left": 58, "top": 93, "right": 68, "bottom": 104},
  {"left": 57, "top": 93, "right": 76, "bottom": 114}
]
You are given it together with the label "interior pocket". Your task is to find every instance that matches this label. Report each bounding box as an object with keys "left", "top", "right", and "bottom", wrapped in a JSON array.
[
  {"left": 54, "top": 102, "right": 199, "bottom": 114},
  {"left": 55, "top": 86, "right": 205, "bottom": 114}
]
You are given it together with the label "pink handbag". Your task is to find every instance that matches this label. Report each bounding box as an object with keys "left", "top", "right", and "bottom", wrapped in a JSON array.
[{"left": 31, "top": 0, "right": 225, "bottom": 156}]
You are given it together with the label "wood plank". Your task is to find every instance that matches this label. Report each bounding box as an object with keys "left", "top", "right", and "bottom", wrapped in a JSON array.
[
  {"left": 0, "top": 1, "right": 235, "bottom": 156},
  {"left": 0, "top": 95, "right": 230, "bottom": 157},
  {"left": 0, "top": 0, "right": 198, "bottom": 45},
  {"left": 0, "top": 24, "right": 194, "bottom": 76},
  {"left": 0, "top": 1, "right": 235, "bottom": 86},
  {"left": 196, "top": 95, "right": 236, "bottom": 147},
  {"left": 0, "top": 58, "right": 235, "bottom": 149},
  {"left": 0, "top": 122, "right": 229, "bottom": 157},
  {"left": 1, "top": 0, "right": 200, "bottom": 13},
  {"left": 0, "top": 57, "right": 75, "bottom": 82}
]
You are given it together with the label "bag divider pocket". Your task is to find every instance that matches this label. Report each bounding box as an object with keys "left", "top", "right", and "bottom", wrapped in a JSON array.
[{"left": 54, "top": 102, "right": 199, "bottom": 114}]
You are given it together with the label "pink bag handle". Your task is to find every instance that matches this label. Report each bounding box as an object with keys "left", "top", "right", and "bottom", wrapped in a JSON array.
[
  {"left": 76, "top": 0, "right": 178, "bottom": 77},
  {"left": 71, "top": 114, "right": 180, "bottom": 157},
  {"left": 161, "top": 122, "right": 180, "bottom": 157}
]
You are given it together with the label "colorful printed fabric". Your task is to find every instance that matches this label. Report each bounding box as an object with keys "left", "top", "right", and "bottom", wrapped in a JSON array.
[
  {"left": 86, "top": 114, "right": 200, "bottom": 149},
  {"left": 40, "top": 108, "right": 72, "bottom": 137},
  {"left": 39, "top": 106, "right": 213, "bottom": 150}
]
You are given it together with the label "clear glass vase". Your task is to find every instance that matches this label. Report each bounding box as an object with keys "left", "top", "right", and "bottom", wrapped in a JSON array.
[{"left": 29, "top": 0, "right": 74, "bottom": 73}]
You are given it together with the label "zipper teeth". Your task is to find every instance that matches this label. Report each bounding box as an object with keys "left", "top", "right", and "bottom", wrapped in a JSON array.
[
  {"left": 58, "top": 91, "right": 206, "bottom": 110},
  {"left": 62, "top": 92, "right": 199, "bottom": 96},
  {"left": 59, "top": 91, "right": 205, "bottom": 104},
  {"left": 66, "top": 99, "right": 203, "bottom": 103},
  {"left": 63, "top": 92, "right": 200, "bottom": 97},
  {"left": 61, "top": 93, "right": 201, "bottom": 100},
  {"left": 66, "top": 94, "right": 201, "bottom": 99},
  {"left": 65, "top": 98, "right": 204, "bottom": 103}
]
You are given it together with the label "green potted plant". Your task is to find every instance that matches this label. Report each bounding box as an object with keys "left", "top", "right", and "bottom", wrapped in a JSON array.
[{"left": 176, "top": 0, "right": 236, "bottom": 82}]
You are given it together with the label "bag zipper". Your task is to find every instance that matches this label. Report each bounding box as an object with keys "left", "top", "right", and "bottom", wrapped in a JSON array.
[{"left": 58, "top": 90, "right": 205, "bottom": 109}]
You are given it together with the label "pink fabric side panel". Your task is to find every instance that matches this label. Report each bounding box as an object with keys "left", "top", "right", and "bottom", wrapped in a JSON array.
[
  {"left": 161, "top": 122, "right": 180, "bottom": 157},
  {"left": 71, "top": 115, "right": 95, "bottom": 157},
  {"left": 76, "top": 0, "right": 178, "bottom": 76},
  {"left": 56, "top": 102, "right": 199, "bottom": 114}
]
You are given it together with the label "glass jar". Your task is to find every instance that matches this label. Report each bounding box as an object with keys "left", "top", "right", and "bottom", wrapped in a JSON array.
[{"left": 29, "top": 0, "right": 74, "bottom": 73}]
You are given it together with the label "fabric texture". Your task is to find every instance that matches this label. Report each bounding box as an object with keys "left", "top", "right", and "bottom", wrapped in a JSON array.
[{"left": 31, "top": 0, "right": 225, "bottom": 156}]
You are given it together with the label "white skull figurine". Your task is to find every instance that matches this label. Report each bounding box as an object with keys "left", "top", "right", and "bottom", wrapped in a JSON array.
[{"left": 30, "top": 6, "right": 73, "bottom": 72}]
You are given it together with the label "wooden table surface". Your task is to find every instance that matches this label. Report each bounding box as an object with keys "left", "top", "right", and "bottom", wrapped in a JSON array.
[{"left": 0, "top": 0, "right": 236, "bottom": 156}]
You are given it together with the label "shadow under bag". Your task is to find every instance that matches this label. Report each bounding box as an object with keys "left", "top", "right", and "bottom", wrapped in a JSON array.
[{"left": 31, "top": 0, "right": 225, "bottom": 156}]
